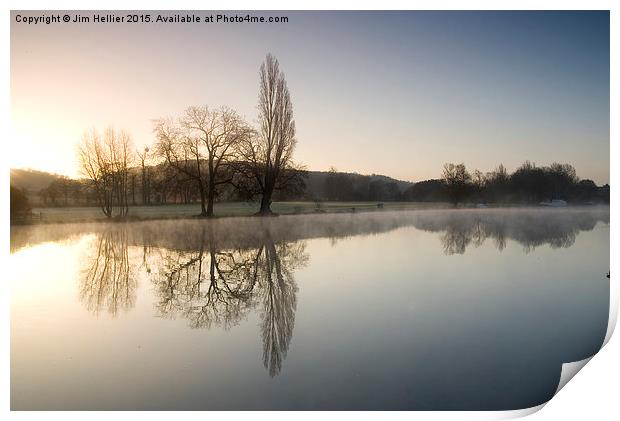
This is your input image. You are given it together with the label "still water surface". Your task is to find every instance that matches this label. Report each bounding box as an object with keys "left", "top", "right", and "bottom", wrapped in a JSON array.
[{"left": 10, "top": 209, "right": 610, "bottom": 410}]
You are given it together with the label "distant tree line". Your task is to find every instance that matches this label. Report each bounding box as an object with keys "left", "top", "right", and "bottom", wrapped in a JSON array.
[
  {"left": 27, "top": 159, "right": 608, "bottom": 214},
  {"left": 317, "top": 167, "right": 403, "bottom": 202},
  {"left": 10, "top": 185, "right": 32, "bottom": 223},
  {"left": 403, "top": 161, "right": 609, "bottom": 206},
  {"left": 294, "top": 161, "right": 607, "bottom": 205}
]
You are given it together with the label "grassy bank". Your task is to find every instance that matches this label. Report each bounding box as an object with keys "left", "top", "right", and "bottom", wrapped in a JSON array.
[{"left": 27, "top": 201, "right": 451, "bottom": 224}]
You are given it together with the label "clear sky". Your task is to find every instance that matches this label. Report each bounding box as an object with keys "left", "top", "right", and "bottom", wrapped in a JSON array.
[{"left": 10, "top": 11, "right": 610, "bottom": 184}]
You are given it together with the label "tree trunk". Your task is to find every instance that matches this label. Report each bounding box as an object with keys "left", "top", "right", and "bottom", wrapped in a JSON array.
[
  {"left": 206, "top": 181, "right": 215, "bottom": 218},
  {"left": 131, "top": 175, "right": 136, "bottom": 206},
  {"left": 198, "top": 181, "right": 207, "bottom": 217},
  {"left": 258, "top": 178, "right": 275, "bottom": 215},
  {"left": 206, "top": 162, "right": 215, "bottom": 218}
]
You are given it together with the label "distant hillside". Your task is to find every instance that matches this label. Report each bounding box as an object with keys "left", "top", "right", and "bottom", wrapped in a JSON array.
[
  {"left": 302, "top": 170, "right": 414, "bottom": 201},
  {"left": 8, "top": 165, "right": 609, "bottom": 208},
  {"left": 10, "top": 167, "right": 414, "bottom": 196},
  {"left": 10, "top": 169, "right": 65, "bottom": 193}
]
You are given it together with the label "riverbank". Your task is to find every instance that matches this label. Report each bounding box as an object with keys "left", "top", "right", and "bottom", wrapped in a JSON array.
[
  {"left": 16, "top": 201, "right": 451, "bottom": 225},
  {"left": 12, "top": 201, "right": 608, "bottom": 226}
]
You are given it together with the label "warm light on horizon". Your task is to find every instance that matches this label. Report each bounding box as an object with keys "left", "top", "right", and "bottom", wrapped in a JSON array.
[{"left": 10, "top": 10, "right": 610, "bottom": 185}]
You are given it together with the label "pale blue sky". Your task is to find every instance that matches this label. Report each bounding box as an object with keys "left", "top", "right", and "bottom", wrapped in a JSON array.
[{"left": 11, "top": 11, "right": 610, "bottom": 183}]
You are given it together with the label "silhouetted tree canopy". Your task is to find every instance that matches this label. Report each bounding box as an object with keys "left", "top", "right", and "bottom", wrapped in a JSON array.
[
  {"left": 19, "top": 158, "right": 607, "bottom": 213},
  {"left": 442, "top": 163, "right": 472, "bottom": 206},
  {"left": 10, "top": 185, "right": 31, "bottom": 223},
  {"left": 403, "top": 161, "right": 608, "bottom": 206}
]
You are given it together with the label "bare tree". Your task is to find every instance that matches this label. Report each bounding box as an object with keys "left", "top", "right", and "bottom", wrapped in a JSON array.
[
  {"left": 137, "top": 146, "right": 152, "bottom": 205},
  {"left": 154, "top": 106, "right": 252, "bottom": 217},
  {"left": 238, "top": 53, "right": 301, "bottom": 215},
  {"left": 78, "top": 127, "right": 134, "bottom": 217},
  {"left": 184, "top": 106, "right": 253, "bottom": 216},
  {"left": 153, "top": 117, "right": 207, "bottom": 213},
  {"left": 442, "top": 163, "right": 472, "bottom": 207},
  {"left": 471, "top": 169, "right": 486, "bottom": 201}
]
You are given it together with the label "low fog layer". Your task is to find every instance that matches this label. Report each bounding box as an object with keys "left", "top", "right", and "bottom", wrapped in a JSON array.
[{"left": 11, "top": 207, "right": 610, "bottom": 255}]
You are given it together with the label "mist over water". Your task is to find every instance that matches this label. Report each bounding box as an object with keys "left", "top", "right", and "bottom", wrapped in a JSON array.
[
  {"left": 10, "top": 207, "right": 610, "bottom": 252},
  {"left": 10, "top": 208, "right": 610, "bottom": 410}
]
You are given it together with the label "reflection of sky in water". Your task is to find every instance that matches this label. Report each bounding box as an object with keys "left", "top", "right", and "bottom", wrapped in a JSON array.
[{"left": 10, "top": 209, "right": 610, "bottom": 410}]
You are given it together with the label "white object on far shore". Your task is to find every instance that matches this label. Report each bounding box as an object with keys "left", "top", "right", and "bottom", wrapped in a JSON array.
[{"left": 539, "top": 199, "right": 568, "bottom": 207}]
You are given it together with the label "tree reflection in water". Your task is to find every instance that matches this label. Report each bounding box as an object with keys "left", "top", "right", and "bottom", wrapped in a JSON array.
[
  {"left": 257, "top": 231, "right": 304, "bottom": 376},
  {"left": 75, "top": 209, "right": 607, "bottom": 376},
  {"left": 80, "top": 228, "right": 136, "bottom": 317},
  {"left": 411, "top": 210, "right": 603, "bottom": 255},
  {"left": 152, "top": 225, "right": 307, "bottom": 376}
]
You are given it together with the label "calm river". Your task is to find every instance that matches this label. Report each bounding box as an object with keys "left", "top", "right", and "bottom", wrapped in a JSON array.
[{"left": 10, "top": 208, "right": 610, "bottom": 410}]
